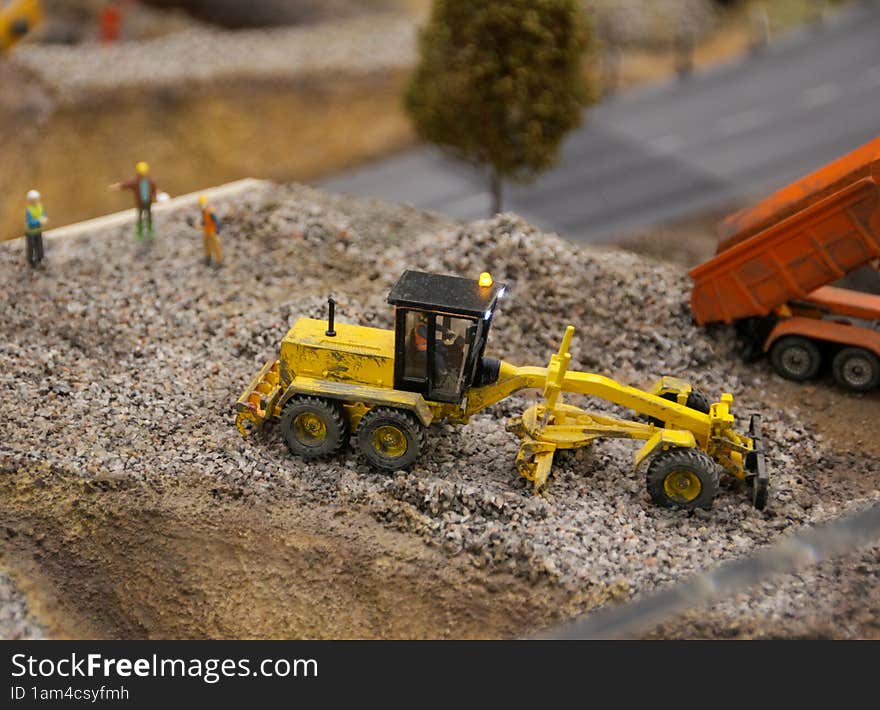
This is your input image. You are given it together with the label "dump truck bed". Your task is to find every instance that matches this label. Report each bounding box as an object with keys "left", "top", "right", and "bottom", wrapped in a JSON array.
[
  {"left": 690, "top": 139, "right": 880, "bottom": 326},
  {"left": 717, "top": 136, "right": 880, "bottom": 253}
]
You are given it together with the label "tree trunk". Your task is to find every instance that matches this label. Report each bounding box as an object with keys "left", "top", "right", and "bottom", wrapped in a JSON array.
[{"left": 490, "top": 168, "right": 503, "bottom": 216}]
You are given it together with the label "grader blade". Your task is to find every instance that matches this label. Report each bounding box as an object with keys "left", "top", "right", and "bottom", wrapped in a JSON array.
[
  {"left": 514, "top": 439, "right": 557, "bottom": 493},
  {"left": 746, "top": 414, "right": 770, "bottom": 510}
]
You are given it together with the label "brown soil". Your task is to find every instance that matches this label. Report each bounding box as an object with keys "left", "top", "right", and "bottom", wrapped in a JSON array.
[{"left": 1, "top": 464, "right": 580, "bottom": 639}]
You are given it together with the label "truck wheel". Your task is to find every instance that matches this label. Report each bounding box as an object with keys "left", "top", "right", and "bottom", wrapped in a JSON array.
[
  {"left": 646, "top": 448, "right": 719, "bottom": 510},
  {"left": 770, "top": 336, "right": 821, "bottom": 381},
  {"left": 832, "top": 347, "right": 880, "bottom": 392},
  {"left": 356, "top": 408, "right": 426, "bottom": 471},
  {"left": 280, "top": 396, "right": 348, "bottom": 459},
  {"left": 647, "top": 389, "right": 710, "bottom": 427}
]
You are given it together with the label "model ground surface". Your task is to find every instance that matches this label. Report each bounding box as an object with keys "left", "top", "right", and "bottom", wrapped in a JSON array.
[{"left": 1, "top": 184, "right": 877, "bottom": 639}]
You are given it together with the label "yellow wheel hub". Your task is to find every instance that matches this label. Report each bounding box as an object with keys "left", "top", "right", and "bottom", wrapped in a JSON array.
[
  {"left": 372, "top": 425, "right": 408, "bottom": 458},
  {"left": 294, "top": 412, "right": 327, "bottom": 443},
  {"left": 663, "top": 469, "right": 702, "bottom": 503}
]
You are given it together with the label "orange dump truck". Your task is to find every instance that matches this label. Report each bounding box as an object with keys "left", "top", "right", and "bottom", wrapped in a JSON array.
[{"left": 690, "top": 136, "right": 880, "bottom": 391}]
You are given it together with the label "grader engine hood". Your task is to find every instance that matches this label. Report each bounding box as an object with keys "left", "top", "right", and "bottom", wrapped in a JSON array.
[{"left": 280, "top": 317, "right": 396, "bottom": 388}]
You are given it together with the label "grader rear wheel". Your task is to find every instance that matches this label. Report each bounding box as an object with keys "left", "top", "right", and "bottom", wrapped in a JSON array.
[
  {"left": 356, "top": 408, "right": 426, "bottom": 471},
  {"left": 280, "top": 396, "right": 348, "bottom": 459},
  {"left": 646, "top": 448, "right": 720, "bottom": 510}
]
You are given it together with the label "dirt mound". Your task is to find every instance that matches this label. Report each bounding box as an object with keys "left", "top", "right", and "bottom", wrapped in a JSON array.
[{"left": 1, "top": 183, "right": 877, "bottom": 638}]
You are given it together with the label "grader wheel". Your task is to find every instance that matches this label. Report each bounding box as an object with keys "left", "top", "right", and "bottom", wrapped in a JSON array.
[
  {"left": 280, "top": 396, "right": 348, "bottom": 459},
  {"left": 356, "top": 408, "right": 426, "bottom": 471},
  {"left": 646, "top": 448, "right": 720, "bottom": 510},
  {"left": 647, "top": 389, "right": 711, "bottom": 427}
]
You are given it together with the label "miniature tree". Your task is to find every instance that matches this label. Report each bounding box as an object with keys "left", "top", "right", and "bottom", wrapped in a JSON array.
[{"left": 405, "top": 0, "right": 594, "bottom": 215}]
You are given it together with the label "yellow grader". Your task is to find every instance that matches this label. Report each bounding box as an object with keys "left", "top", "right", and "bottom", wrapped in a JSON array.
[{"left": 237, "top": 270, "right": 769, "bottom": 510}]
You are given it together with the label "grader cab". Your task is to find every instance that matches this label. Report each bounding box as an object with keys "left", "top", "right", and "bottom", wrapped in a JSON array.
[
  {"left": 387, "top": 269, "right": 505, "bottom": 404},
  {"left": 237, "top": 270, "right": 769, "bottom": 510}
]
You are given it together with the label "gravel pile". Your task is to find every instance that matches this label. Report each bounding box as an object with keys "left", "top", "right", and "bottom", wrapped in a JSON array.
[
  {"left": 1, "top": 182, "right": 877, "bottom": 633},
  {"left": 0, "top": 572, "right": 46, "bottom": 640},
  {"left": 12, "top": 16, "right": 416, "bottom": 101}
]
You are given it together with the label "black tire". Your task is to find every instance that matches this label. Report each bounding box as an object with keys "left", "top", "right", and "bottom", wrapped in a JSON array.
[
  {"left": 647, "top": 389, "right": 711, "bottom": 427},
  {"left": 646, "top": 448, "right": 720, "bottom": 510},
  {"left": 356, "top": 407, "right": 426, "bottom": 471},
  {"left": 279, "top": 396, "right": 348, "bottom": 459},
  {"left": 751, "top": 474, "right": 769, "bottom": 511},
  {"left": 770, "top": 336, "right": 821, "bottom": 382},
  {"left": 832, "top": 347, "right": 880, "bottom": 392}
]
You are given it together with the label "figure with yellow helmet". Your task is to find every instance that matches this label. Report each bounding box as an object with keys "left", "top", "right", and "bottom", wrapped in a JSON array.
[
  {"left": 109, "top": 161, "right": 167, "bottom": 242},
  {"left": 197, "top": 194, "right": 223, "bottom": 267}
]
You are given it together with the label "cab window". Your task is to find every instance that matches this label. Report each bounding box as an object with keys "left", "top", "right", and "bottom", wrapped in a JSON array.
[
  {"left": 403, "top": 310, "right": 428, "bottom": 380},
  {"left": 431, "top": 315, "right": 473, "bottom": 399}
]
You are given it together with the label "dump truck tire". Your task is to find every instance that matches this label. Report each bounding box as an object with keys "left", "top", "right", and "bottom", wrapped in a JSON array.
[
  {"left": 356, "top": 407, "right": 426, "bottom": 471},
  {"left": 280, "top": 396, "right": 348, "bottom": 459},
  {"left": 647, "top": 389, "right": 711, "bottom": 427},
  {"left": 770, "top": 336, "right": 821, "bottom": 381},
  {"left": 646, "top": 448, "right": 719, "bottom": 510},
  {"left": 832, "top": 347, "right": 880, "bottom": 392}
]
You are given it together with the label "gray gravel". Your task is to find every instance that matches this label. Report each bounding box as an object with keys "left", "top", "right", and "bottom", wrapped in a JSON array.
[
  {"left": 0, "top": 571, "right": 46, "bottom": 640},
  {"left": 1, "top": 182, "right": 877, "bottom": 634}
]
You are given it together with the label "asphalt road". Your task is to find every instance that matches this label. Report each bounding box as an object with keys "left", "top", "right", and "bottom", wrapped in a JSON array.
[{"left": 320, "top": 2, "right": 880, "bottom": 243}]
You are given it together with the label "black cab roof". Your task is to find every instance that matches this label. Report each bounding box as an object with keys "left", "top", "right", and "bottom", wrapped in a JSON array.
[{"left": 387, "top": 270, "right": 506, "bottom": 319}]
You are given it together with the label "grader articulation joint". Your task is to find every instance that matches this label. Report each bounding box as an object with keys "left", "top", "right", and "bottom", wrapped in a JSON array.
[{"left": 236, "top": 270, "right": 769, "bottom": 510}]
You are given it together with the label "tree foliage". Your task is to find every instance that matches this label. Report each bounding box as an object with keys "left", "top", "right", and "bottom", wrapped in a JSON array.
[{"left": 405, "top": 0, "right": 594, "bottom": 192}]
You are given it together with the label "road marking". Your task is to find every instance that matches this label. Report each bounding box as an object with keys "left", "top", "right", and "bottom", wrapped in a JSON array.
[
  {"left": 717, "top": 108, "right": 769, "bottom": 137},
  {"left": 802, "top": 83, "right": 841, "bottom": 108},
  {"left": 649, "top": 134, "right": 683, "bottom": 153}
]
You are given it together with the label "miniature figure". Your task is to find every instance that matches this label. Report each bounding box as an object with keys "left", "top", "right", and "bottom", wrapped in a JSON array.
[
  {"left": 690, "top": 135, "right": 880, "bottom": 392},
  {"left": 235, "top": 270, "right": 768, "bottom": 510},
  {"left": 99, "top": 1, "right": 123, "bottom": 44},
  {"left": 24, "top": 189, "right": 47, "bottom": 268},
  {"left": 198, "top": 195, "right": 223, "bottom": 267},
  {"left": 109, "top": 162, "right": 167, "bottom": 242}
]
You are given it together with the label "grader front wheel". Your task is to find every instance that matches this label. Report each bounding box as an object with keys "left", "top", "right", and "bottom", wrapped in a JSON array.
[{"left": 646, "top": 448, "right": 720, "bottom": 510}]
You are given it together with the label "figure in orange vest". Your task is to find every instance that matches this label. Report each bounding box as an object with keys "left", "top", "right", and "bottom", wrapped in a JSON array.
[{"left": 198, "top": 194, "right": 223, "bottom": 266}]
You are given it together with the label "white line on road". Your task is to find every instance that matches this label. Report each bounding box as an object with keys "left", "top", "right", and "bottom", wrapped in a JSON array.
[
  {"left": 717, "top": 108, "right": 769, "bottom": 137},
  {"left": 802, "top": 83, "right": 842, "bottom": 108}
]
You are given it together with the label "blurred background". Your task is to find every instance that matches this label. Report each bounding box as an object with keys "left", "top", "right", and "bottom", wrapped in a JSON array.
[{"left": 1, "top": 0, "right": 874, "bottom": 267}]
